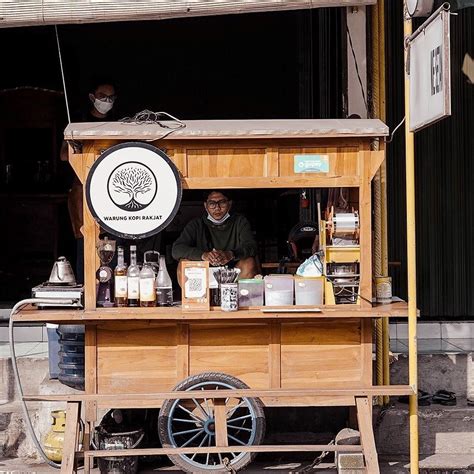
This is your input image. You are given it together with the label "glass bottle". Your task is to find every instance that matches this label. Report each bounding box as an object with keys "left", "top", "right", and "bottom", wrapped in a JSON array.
[
  {"left": 114, "top": 246, "right": 128, "bottom": 307},
  {"left": 140, "top": 262, "right": 156, "bottom": 307},
  {"left": 156, "top": 255, "right": 173, "bottom": 306},
  {"left": 127, "top": 245, "right": 140, "bottom": 307}
]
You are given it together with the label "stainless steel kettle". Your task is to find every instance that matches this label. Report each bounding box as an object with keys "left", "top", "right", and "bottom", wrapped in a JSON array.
[{"left": 49, "top": 257, "right": 76, "bottom": 285}]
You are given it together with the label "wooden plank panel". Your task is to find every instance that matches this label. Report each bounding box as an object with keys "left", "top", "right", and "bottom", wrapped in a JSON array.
[
  {"left": 189, "top": 324, "right": 271, "bottom": 388},
  {"left": 97, "top": 325, "right": 179, "bottom": 393},
  {"left": 61, "top": 401, "right": 81, "bottom": 474},
  {"left": 213, "top": 399, "right": 228, "bottom": 447},
  {"left": 360, "top": 318, "right": 373, "bottom": 386},
  {"left": 269, "top": 323, "right": 281, "bottom": 388},
  {"left": 82, "top": 144, "right": 100, "bottom": 310},
  {"left": 359, "top": 151, "right": 373, "bottom": 308},
  {"left": 167, "top": 148, "right": 187, "bottom": 177},
  {"left": 24, "top": 385, "right": 416, "bottom": 402},
  {"left": 187, "top": 149, "right": 267, "bottom": 178},
  {"left": 182, "top": 176, "right": 360, "bottom": 189},
  {"left": 85, "top": 444, "right": 363, "bottom": 458},
  {"left": 278, "top": 147, "right": 359, "bottom": 178},
  {"left": 177, "top": 323, "right": 189, "bottom": 380},
  {"left": 264, "top": 148, "right": 279, "bottom": 177},
  {"left": 281, "top": 320, "right": 363, "bottom": 388},
  {"left": 356, "top": 396, "right": 380, "bottom": 473},
  {"left": 84, "top": 325, "right": 97, "bottom": 438}
]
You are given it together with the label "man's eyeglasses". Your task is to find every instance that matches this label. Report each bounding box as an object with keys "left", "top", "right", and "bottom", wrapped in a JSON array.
[
  {"left": 95, "top": 93, "right": 117, "bottom": 103},
  {"left": 207, "top": 199, "right": 229, "bottom": 209}
]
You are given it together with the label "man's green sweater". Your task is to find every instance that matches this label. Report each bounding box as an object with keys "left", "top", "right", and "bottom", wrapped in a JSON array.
[{"left": 172, "top": 214, "right": 257, "bottom": 261}]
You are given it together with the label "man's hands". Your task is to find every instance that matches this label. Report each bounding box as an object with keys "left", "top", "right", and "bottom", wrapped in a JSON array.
[{"left": 202, "top": 249, "right": 234, "bottom": 266}]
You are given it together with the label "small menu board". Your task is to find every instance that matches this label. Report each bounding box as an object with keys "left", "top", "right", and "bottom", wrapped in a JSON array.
[{"left": 180, "top": 260, "right": 210, "bottom": 311}]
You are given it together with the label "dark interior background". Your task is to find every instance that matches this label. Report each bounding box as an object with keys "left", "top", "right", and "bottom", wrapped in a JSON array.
[{"left": 0, "top": 8, "right": 345, "bottom": 302}]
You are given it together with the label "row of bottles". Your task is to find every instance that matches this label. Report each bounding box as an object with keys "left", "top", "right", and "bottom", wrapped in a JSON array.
[{"left": 114, "top": 246, "right": 173, "bottom": 308}]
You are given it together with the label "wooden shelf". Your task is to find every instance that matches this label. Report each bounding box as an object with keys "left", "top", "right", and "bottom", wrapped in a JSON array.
[{"left": 13, "top": 302, "right": 409, "bottom": 323}]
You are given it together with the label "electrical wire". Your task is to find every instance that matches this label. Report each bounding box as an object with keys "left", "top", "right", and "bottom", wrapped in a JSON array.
[
  {"left": 120, "top": 110, "right": 186, "bottom": 142},
  {"left": 9, "top": 298, "right": 76, "bottom": 469},
  {"left": 55, "top": 26, "right": 71, "bottom": 124},
  {"left": 346, "top": 25, "right": 369, "bottom": 117},
  {"left": 385, "top": 116, "right": 406, "bottom": 143}
]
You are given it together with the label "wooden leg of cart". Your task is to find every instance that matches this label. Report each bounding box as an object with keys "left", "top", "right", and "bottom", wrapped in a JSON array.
[
  {"left": 61, "top": 401, "right": 81, "bottom": 474},
  {"left": 83, "top": 421, "right": 94, "bottom": 474},
  {"left": 355, "top": 396, "right": 380, "bottom": 474}
]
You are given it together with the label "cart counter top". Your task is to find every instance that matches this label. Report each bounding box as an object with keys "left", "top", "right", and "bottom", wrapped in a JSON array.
[
  {"left": 12, "top": 302, "right": 409, "bottom": 323},
  {"left": 64, "top": 118, "right": 389, "bottom": 141}
]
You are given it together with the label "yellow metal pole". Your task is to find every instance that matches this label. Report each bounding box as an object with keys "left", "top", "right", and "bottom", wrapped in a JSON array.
[{"left": 403, "top": 5, "right": 419, "bottom": 473}]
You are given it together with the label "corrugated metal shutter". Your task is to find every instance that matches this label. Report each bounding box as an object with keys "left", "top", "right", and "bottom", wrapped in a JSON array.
[
  {"left": 386, "top": 1, "right": 474, "bottom": 319},
  {"left": 0, "top": 0, "right": 375, "bottom": 28}
]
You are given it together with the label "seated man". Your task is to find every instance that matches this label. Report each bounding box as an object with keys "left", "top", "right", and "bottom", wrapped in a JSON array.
[{"left": 172, "top": 190, "right": 259, "bottom": 279}]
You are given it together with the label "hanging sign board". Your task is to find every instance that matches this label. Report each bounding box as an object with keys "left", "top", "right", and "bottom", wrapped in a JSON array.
[
  {"left": 409, "top": 9, "right": 451, "bottom": 131},
  {"left": 86, "top": 142, "right": 182, "bottom": 239}
]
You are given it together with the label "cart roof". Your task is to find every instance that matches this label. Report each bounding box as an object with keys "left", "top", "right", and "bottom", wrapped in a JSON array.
[{"left": 64, "top": 119, "right": 388, "bottom": 141}]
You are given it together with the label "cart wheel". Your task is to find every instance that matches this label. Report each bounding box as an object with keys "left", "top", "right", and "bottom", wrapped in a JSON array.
[{"left": 158, "top": 372, "right": 266, "bottom": 473}]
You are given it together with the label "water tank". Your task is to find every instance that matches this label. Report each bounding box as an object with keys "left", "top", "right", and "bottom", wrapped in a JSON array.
[{"left": 57, "top": 325, "right": 84, "bottom": 391}]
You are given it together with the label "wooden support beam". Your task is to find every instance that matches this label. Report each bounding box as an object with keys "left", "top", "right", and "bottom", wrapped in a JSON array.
[
  {"left": 24, "top": 385, "right": 415, "bottom": 403},
  {"left": 356, "top": 396, "right": 380, "bottom": 474},
  {"left": 61, "top": 401, "right": 81, "bottom": 474},
  {"left": 213, "top": 399, "right": 228, "bottom": 447},
  {"left": 84, "top": 443, "right": 363, "bottom": 458}
]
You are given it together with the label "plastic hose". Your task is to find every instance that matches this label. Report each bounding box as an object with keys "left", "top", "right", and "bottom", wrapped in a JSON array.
[{"left": 9, "top": 298, "right": 76, "bottom": 469}]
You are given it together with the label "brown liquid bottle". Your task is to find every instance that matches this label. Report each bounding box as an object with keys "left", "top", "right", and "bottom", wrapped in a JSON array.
[{"left": 114, "top": 246, "right": 128, "bottom": 307}]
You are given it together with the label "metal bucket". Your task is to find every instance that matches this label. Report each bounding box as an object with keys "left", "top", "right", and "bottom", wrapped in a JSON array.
[{"left": 93, "top": 425, "right": 144, "bottom": 474}]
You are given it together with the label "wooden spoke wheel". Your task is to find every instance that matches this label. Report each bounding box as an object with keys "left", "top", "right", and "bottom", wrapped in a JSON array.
[{"left": 158, "top": 372, "right": 266, "bottom": 473}]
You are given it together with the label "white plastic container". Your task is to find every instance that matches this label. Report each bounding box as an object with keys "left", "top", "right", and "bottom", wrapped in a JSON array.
[
  {"left": 238, "top": 279, "right": 264, "bottom": 307},
  {"left": 294, "top": 277, "right": 323, "bottom": 306},
  {"left": 264, "top": 275, "right": 294, "bottom": 306}
]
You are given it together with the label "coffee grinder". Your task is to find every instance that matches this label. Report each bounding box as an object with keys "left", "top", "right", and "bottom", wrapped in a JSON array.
[{"left": 96, "top": 236, "right": 116, "bottom": 307}]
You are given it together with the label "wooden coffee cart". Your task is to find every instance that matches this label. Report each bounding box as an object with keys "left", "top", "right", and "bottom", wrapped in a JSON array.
[{"left": 14, "top": 119, "right": 414, "bottom": 473}]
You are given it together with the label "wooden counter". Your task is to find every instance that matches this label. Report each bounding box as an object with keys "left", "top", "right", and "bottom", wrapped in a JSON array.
[
  {"left": 13, "top": 301, "right": 409, "bottom": 323},
  {"left": 12, "top": 303, "right": 408, "bottom": 410}
]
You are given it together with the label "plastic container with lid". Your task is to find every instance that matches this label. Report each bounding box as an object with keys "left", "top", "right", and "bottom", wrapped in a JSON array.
[
  {"left": 238, "top": 279, "right": 264, "bottom": 307},
  {"left": 294, "top": 276, "right": 323, "bottom": 306},
  {"left": 264, "top": 275, "right": 294, "bottom": 306}
]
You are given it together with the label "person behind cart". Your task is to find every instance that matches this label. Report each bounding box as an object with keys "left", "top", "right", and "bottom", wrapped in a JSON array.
[
  {"left": 172, "top": 190, "right": 259, "bottom": 279},
  {"left": 60, "top": 79, "right": 117, "bottom": 283}
]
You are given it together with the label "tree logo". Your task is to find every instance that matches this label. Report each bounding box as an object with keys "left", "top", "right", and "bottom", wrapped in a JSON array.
[{"left": 107, "top": 162, "right": 157, "bottom": 212}]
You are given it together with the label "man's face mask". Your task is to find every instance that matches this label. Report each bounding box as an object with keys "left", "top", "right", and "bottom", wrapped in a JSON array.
[{"left": 93, "top": 97, "right": 115, "bottom": 115}]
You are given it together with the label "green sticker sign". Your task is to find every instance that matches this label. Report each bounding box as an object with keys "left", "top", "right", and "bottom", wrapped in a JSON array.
[{"left": 294, "top": 154, "right": 329, "bottom": 173}]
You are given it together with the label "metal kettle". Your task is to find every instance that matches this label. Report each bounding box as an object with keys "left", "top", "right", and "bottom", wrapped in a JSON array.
[{"left": 49, "top": 257, "right": 76, "bottom": 285}]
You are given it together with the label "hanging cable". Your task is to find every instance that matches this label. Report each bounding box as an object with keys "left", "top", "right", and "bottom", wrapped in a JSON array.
[
  {"left": 385, "top": 116, "right": 406, "bottom": 143},
  {"left": 55, "top": 25, "right": 71, "bottom": 124},
  {"left": 9, "top": 298, "right": 76, "bottom": 469},
  {"left": 346, "top": 25, "right": 369, "bottom": 117}
]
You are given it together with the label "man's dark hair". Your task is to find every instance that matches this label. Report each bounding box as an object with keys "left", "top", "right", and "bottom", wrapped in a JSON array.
[
  {"left": 88, "top": 77, "right": 116, "bottom": 94},
  {"left": 203, "top": 190, "right": 232, "bottom": 202}
]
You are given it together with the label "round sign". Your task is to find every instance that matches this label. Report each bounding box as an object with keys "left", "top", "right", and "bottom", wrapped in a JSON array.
[{"left": 86, "top": 142, "right": 182, "bottom": 239}]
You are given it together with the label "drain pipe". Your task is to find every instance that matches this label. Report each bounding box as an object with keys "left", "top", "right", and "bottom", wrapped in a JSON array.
[{"left": 9, "top": 298, "right": 76, "bottom": 469}]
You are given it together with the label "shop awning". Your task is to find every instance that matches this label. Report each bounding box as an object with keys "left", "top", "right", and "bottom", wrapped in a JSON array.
[
  {"left": 0, "top": 1, "right": 376, "bottom": 28},
  {"left": 64, "top": 119, "right": 389, "bottom": 141}
]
